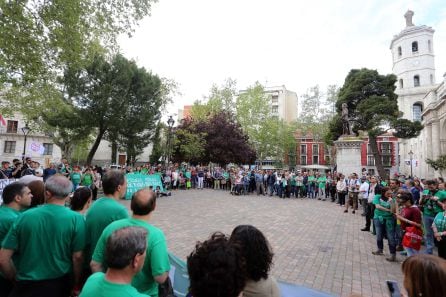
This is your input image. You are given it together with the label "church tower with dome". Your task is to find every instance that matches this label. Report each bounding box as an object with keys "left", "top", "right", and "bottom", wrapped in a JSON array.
[{"left": 390, "top": 10, "right": 446, "bottom": 178}]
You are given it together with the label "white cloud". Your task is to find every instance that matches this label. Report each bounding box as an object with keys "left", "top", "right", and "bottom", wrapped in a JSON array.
[{"left": 118, "top": 0, "right": 446, "bottom": 116}]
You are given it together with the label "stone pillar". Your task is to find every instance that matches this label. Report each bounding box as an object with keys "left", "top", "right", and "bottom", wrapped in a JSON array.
[
  {"left": 334, "top": 136, "right": 363, "bottom": 175},
  {"left": 432, "top": 118, "right": 440, "bottom": 159},
  {"left": 426, "top": 124, "right": 434, "bottom": 178}
]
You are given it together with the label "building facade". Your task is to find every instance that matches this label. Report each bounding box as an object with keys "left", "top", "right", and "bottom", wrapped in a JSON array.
[
  {"left": 264, "top": 85, "right": 298, "bottom": 123},
  {"left": 390, "top": 10, "right": 446, "bottom": 178},
  {"left": 295, "top": 133, "right": 333, "bottom": 170},
  {"left": 360, "top": 133, "right": 399, "bottom": 177}
]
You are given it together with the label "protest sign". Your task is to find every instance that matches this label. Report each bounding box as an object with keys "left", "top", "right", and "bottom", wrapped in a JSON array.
[{"left": 125, "top": 173, "right": 164, "bottom": 200}]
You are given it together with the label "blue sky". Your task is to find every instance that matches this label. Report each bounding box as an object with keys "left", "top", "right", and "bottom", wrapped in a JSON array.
[{"left": 118, "top": 0, "right": 446, "bottom": 116}]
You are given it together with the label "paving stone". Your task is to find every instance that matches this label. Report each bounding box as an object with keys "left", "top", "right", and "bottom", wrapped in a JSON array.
[{"left": 120, "top": 189, "right": 405, "bottom": 297}]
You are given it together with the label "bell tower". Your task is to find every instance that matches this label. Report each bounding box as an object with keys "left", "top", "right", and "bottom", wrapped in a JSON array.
[{"left": 390, "top": 10, "right": 436, "bottom": 121}]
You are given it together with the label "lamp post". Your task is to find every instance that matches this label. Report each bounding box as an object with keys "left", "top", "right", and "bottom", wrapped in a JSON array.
[
  {"left": 408, "top": 150, "right": 414, "bottom": 178},
  {"left": 21, "top": 125, "right": 31, "bottom": 162},
  {"left": 166, "top": 116, "right": 175, "bottom": 165}
]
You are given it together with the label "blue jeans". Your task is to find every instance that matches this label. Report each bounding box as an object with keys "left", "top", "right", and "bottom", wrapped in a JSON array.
[
  {"left": 267, "top": 184, "right": 275, "bottom": 196},
  {"left": 423, "top": 215, "right": 435, "bottom": 254},
  {"left": 374, "top": 218, "right": 397, "bottom": 254},
  {"left": 404, "top": 247, "right": 419, "bottom": 257}
]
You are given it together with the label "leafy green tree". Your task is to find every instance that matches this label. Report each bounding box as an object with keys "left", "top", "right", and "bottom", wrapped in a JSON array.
[
  {"left": 0, "top": 0, "right": 157, "bottom": 86},
  {"left": 326, "top": 68, "right": 423, "bottom": 178},
  {"left": 149, "top": 123, "right": 164, "bottom": 164},
  {"left": 63, "top": 54, "right": 163, "bottom": 164},
  {"left": 173, "top": 129, "right": 206, "bottom": 164},
  {"left": 426, "top": 155, "right": 446, "bottom": 177}
]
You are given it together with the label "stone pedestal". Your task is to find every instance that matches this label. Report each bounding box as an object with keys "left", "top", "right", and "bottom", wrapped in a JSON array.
[{"left": 334, "top": 136, "right": 363, "bottom": 175}]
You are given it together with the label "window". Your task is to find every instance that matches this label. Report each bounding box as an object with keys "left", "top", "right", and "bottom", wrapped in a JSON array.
[
  {"left": 428, "top": 40, "right": 432, "bottom": 52},
  {"left": 413, "top": 103, "right": 422, "bottom": 121},
  {"left": 43, "top": 143, "right": 53, "bottom": 155},
  {"left": 412, "top": 41, "right": 418, "bottom": 53},
  {"left": 271, "top": 95, "right": 279, "bottom": 103},
  {"left": 312, "top": 144, "right": 319, "bottom": 155},
  {"left": 414, "top": 75, "right": 420, "bottom": 87},
  {"left": 399, "top": 79, "right": 404, "bottom": 89},
  {"left": 272, "top": 106, "right": 278, "bottom": 113},
  {"left": 367, "top": 144, "right": 372, "bottom": 154},
  {"left": 367, "top": 156, "right": 375, "bottom": 166},
  {"left": 398, "top": 46, "right": 402, "bottom": 57},
  {"left": 300, "top": 155, "right": 307, "bottom": 165},
  {"left": 368, "top": 169, "right": 375, "bottom": 176},
  {"left": 300, "top": 144, "right": 307, "bottom": 155},
  {"left": 323, "top": 146, "right": 329, "bottom": 155},
  {"left": 382, "top": 155, "right": 392, "bottom": 166},
  {"left": 380, "top": 142, "right": 392, "bottom": 154},
  {"left": 325, "top": 155, "right": 330, "bottom": 164},
  {"left": 312, "top": 155, "right": 319, "bottom": 165},
  {"left": 6, "top": 120, "right": 18, "bottom": 133},
  {"left": 430, "top": 74, "right": 434, "bottom": 84},
  {"left": 4, "top": 141, "right": 16, "bottom": 153}
]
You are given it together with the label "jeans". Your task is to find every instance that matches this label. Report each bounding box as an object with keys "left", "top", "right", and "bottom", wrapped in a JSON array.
[
  {"left": 197, "top": 177, "right": 204, "bottom": 189},
  {"left": 267, "top": 184, "right": 275, "bottom": 196},
  {"left": 423, "top": 215, "right": 435, "bottom": 254},
  {"left": 404, "top": 247, "right": 419, "bottom": 257},
  {"left": 374, "top": 217, "right": 397, "bottom": 254}
]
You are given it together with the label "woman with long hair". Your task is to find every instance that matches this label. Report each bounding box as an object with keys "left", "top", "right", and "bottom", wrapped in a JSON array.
[
  {"left": 230, "top": 225, "right": 280, "bottom": 297},
  {"left": 402, "top": 254, "right": 446, "bottom": 297}
]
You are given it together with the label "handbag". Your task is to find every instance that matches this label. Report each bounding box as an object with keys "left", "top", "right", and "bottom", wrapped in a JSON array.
[
  {"left": 402, "top": 226, "right": 423, "bottom": 251},
  {"left": 158, "top": 276, "right": 175, "bottom": 297}
]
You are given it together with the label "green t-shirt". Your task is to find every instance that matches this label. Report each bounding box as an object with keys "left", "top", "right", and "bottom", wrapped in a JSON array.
[
  {"left": 0, "top": 205, "right": 20, "bottom": 245},
  {"left": 433, "top": 212, "right": 446, "bottom": 233},
  {"left": 317, "top": 177, "right": 326, "bottom": 188},
  {"left": 373, "top": 194, "right": 394, "bottom": 220},
  {"left": 82, "top": 173, "right": 94, "bottom": 186},
  {"left": 308, "top": 176, "right": 316, "bottom": 184},
  {"left": 185, "top": 171, "right": 191, "bottom": 179},
  {"left": 71, "top": 172, "right": 82, "bottom": 185},
  {"left": 92, "top": 218, "right": 170, "bottom": 297},
  {"left": 2, "top": 204, "right": 85, "bottom": 281},
  {"left": 421, "top": 189, "right": 446, "bottom": 217},
  {"left": 80, "top": 272, "right": 149, "bottom": 297},
  {"left": 290, "top": 177, "right": 296, "bottom": 186},
  {"left": 85, "top": 198, "right": 129, "bottom": 263}
]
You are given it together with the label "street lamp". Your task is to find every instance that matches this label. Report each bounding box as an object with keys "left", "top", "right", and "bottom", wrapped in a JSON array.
[
  {"left": 21, "top": 125, "right": 31, "bottom": 161},
  {"left": 166, "top": 116, "right": 175, "bottom": 165},
  {"left": 408, "top": 150, "right": 414, "bottom": 178}
]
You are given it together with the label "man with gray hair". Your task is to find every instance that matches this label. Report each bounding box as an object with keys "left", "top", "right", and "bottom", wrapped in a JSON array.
[
  {"left": 0, "top": 175, "right": 85, "bottom": 297},
  {"left": 80, "top": 226, "right": 148, "bottom": 297}
]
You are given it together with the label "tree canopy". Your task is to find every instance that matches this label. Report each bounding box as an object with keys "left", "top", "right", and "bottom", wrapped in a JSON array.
[{"left": 326, "top": 68, "right": 423, "bottom": 177}]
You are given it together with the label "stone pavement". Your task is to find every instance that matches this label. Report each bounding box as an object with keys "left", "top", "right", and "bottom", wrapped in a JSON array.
[{"left": 121, "top": 189, "right": 404, "bottom": 297}]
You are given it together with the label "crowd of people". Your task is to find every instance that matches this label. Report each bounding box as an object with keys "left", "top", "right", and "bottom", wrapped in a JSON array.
[{"left": 1, "top": 158, "right": 446, "bottom": 296}]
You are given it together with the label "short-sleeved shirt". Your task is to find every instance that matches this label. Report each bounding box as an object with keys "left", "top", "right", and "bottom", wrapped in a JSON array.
[
  {"left": 85, "top": 198, "right": 129, "bottom": 262},
  {"left": 80, "top": 272, "right": 149, "bottom": 297},
  {"left": 373, "top": 195, "right": 394, "bottom": 220},
  {"left": 421, "top": 189, "right": 446, "bottom": 217},
  {"left": 400, "top": 206, "right": 422, "bottom": 230},
  {"left": 82, "top": 173, "right": 94, "bottom": 186},
  {"left": 2, "top": 204, "right": 85, "bottom": 280},
  {"left": 0, "top": 206, "right": 20, "bottom": 245},
  {"left": 433, "top": 212, "right": 446, "bottom": 233},
  {"left": 71, "top": 172, "right": 82, "bottom": 185},
  {"left": 92, "top": 218, "right": 170, "bottom": 297},
  {"left": 317, "top": 177, "right": 326, "bottom": 189}
]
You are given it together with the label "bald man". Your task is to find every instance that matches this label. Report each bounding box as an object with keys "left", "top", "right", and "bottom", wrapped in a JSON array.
[{"left": 90, "top": 189, "right": 170, "bottom": 297}]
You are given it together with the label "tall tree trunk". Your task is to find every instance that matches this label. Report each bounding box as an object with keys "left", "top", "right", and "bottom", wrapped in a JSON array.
[
  {"left": 111, "top": 141, "right": 118, "bottom": 164},
  {"left": 86, "top": 128, "right": 106, "bottom": 165},
  {"left": 369, "top": 135, "right": 387, "bottom": 179}
]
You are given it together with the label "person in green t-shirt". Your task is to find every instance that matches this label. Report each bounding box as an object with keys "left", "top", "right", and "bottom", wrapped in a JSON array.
[
  {"left": 0, "top": 175, "right": 85, "bottom": 297},
  {"left": 85, "top": 170, "right": 129, "bottom": 272},
  {"left": 420, "top": 179, "right": 446, "bottom": 255},
  {"left": 372, "top": 186, "right": 398, "bottom": 262},
  {"left": 82, "top": 168, "right": 94, "bottom": 188},
  {"left": 0, "top": 182, "right": 32, "bottom": 296},
  {"left": 70, "top": 166, "right": 83, "bottom": 190},
  {"left": 91, "top": 189, "right": 170, "bottom": 297},
  {"left": 81, "top": 226, "right": 149, "bottom": 297},
  {"left": 317, "top": 175, "right": 327, "bottom": 201},
  {"left": 432, "top": 202, "right": 446, "bottom": 259}
]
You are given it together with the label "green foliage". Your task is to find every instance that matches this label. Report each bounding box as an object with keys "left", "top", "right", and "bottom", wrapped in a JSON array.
[
  {"left": 190, "top": 78, "right": 237, "bottom": 120},
  {"left": 173, "top": 129, "right": 206, "bottom": 163},
  {"left": 149, "top": 123, "right": 164, "bottom": 164},
  {"left": 0, "top": 0, "right": 157, "bottom": 86},
  {"left": 326, "top": 68, "right": 423, "bottom": 178},
  {"left": 63, "top": 54, "right": 163, "bottom": 164},
  {"left": 426, "top": 155, "right": 446, "bottom": 175}
]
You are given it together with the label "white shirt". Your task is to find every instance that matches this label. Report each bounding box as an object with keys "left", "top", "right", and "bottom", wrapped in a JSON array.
[{"left": 359, "top": 182, "right": 369, "bottom": 199}]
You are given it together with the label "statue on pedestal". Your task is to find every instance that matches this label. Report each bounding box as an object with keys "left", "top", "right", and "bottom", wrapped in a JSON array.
[{"left": 341, "top": 103, "right": 354, "bottom": 136}]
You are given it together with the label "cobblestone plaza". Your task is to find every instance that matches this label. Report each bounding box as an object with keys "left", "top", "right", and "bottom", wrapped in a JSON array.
[{"left": 121, "top": 189, "right": 404, "bottom": 297}]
